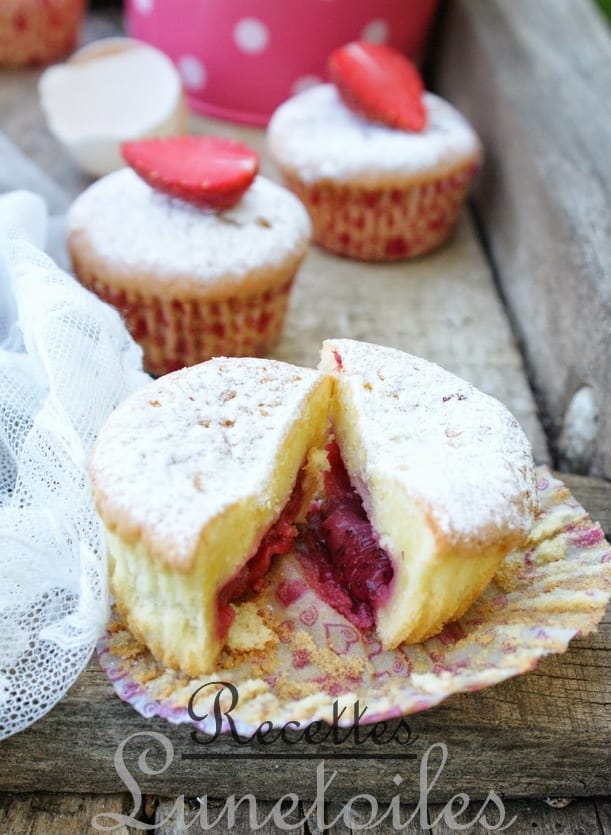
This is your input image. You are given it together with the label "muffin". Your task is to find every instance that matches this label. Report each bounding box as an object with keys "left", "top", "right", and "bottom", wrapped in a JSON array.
[
  {"left": 89, "top": 342, "right": 538, "bottom": 676},
  {"left": 67, "top": 148, "right": 311, "bottom": 376},
  {"left": 90, "top": 357, "right": 333, "bottom": 676},
  {"left": 0, "top": 0, "right": 85, "bottom": 67},
  {"left": 315, "top": 339, "right": 538, "bottom": 646},
  {"left": 267, "top": 43, "right": 482, "bottom": 261}
]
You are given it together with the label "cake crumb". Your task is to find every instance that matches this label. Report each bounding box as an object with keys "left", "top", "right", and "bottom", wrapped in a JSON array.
[
  {"left": 293, "top": 629, "right": 370, "bottom": 690},
  {"left": 226, "top": 602, "right": 278, "bottom": 652},
  {"left": 274, "top": 672, "right": 319, "bottom": 702}
]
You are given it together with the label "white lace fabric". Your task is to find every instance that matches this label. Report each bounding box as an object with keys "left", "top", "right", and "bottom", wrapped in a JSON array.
[{"left": 0, "top": 191, "right": 148, "bottom": 739}]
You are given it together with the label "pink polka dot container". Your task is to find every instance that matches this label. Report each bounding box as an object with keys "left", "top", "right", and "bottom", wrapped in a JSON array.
[
  {"left": 0, "top": 0, "right": 85, "bottom": 67},
  {"left": 126, "top": 0, "right": 439, "bottom": 126}
]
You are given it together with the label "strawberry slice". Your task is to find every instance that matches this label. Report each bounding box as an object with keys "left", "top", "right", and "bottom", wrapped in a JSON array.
[
  {"left": 328, "top": 41, "right": 427, "bottom": 132},
  {"left": 121, "top": 135, "right": 259, "bottom": 211}
]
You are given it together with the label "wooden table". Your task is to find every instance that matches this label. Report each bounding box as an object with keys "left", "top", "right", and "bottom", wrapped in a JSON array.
[{"left": 1, "top": 3, "right": 609, "bottom": 833}]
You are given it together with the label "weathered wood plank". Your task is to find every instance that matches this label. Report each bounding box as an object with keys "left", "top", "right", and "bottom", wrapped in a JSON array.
[
  {"left": 429, "top": 800, "right": 606, "bottom": 835},
  {"left": 155, "top": 797, "right": 426, "bottom": 833},
  {"left": 301, "top": 802, "right": 354, "bottom": 835},
  {"left": 594, "top": 797, "right": 611, "bottom": 833},
  {"left": 558, "top": 472, "right": 611, "bottom": 536},
  {"left": 4, "top": 792, "right": 605, "bottom": 834},
  {"left": 152, "top": 798, "right": 363, "bottom": 834},
  {"left": 0, "top": 791, "right": 134, "bottom": 834},
  {"left": 429, "top": 797, "right": 603, "bottom": 834},
  {"left": 0, "top": 616, "right": 608, "bottom": 801},
  {"left": 435, "top": 0, "right": 611, "bottom": 478},
  {"left": 311, "top": 801, "right": 423, "bottom": 833},
  {"left": 154, "top": 797, "right": 309, "bottom": 834}
]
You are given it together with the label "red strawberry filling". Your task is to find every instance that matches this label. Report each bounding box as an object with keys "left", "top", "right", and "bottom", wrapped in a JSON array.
[
  {"left": 296, "top": 442, "right": 393, "bottom": 631},
  {"left": 215, "top": 442, "right": 393, "bottom": 639},
  {"left": 216, "top": 471, "right": 305, "bottom": 638}
]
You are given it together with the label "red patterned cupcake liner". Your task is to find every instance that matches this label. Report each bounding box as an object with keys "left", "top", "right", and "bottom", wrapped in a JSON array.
[
  {"left": 83, "top": 276, "right": 294, "bottom": 377},
  {"left": 0, "top": 0, "right": 85, "bottom": 67},
  {"left": 282, "top": 163, "right": 478, "bottom": 261}
]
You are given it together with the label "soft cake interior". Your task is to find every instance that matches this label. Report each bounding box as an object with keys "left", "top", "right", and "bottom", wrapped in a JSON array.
[
  {"left": 319, "top": 348, "right": 509, "bottom": 649},
  {"left": 107, "top": 375, "right": 332, "bottom": 677},
  {"left": 106, "top": 345, "right": 523, "bottom": 676}
]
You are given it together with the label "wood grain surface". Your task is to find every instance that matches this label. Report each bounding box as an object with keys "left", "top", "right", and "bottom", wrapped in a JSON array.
[
  {"left": 0, "top": 793, "right": 608, "bottom": 834},
  {"left": 0, "top": 792, "right": 132, "bottom": 834},
  {"left": 1, "top": 472, "right": 608, "bottom": 802},
  {"left": 1, "top": 6, "right": 609, "bottom": 833},
  {"left": 435, "top": 0, "right": 611, "bottom": 479}
]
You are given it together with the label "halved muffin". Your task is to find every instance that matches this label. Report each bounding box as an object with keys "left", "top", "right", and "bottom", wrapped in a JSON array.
[
  {"left": 90, "top": 357, "right": 332, "bottom": 676},
  {"left": 317, "top": 339, "right": 538, "bottom": 647},
  {"left": 91, "top": 343, "right": 539, "bottom": 675}
]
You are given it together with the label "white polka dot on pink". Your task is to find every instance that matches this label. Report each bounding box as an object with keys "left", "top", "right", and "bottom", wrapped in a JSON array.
[
  {"left": 361, "top": 19, "right": 390, "bottom": 44},
  {"left": 133, "top": 0, "right": 154, "bottom": 15},
  {"left": 233, "top": 18, "right": 270, "bottom": 55},
  {"left": 178, "top": 55, "right": 207, "bottom": 91}
]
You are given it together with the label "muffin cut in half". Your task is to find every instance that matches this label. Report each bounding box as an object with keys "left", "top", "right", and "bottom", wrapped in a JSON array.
[
  {"left": 316, "top": 339, "right": 538, "bottom": 647},
  {"left": 90, "top": 342, "right": 538, "bottom": 675},
  {"left": 90, "top": 357, "right": 332, "bottom": 676}
]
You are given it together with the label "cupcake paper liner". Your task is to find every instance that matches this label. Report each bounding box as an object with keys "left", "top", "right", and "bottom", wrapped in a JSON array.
[
  {"left": 84, "top": 276, "right": 294, "bottom": 377},
  {"left": 0, "top": 0, "right": 85, "bottom": 67},
  {"left": 282, "top": 163, "right": 478, "bottom": 261},
  {"left": 97, "top": 467, "right": 611, "bottom": 735}
]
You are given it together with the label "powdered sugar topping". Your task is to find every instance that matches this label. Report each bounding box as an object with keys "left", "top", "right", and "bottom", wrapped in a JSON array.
[
  {"left": 90, "top": 358, "right": 323, "bottom": 569},
  {"left": 321, "top": 339, "right": 538, "bottom": 546},
  {"left": 267, "top": 85, "right": 481, "bottom": 183},
  {"left": 67, "top": 169, "right": 311, "bottom": 285}
]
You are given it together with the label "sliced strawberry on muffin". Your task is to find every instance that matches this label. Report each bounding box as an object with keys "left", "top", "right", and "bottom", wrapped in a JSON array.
[
  {"left": 268, "top": 42, "right": 482, "bottom": 261},
  {"left": 328, "top": 41, "right": 427, "bottom": 132},
  {"left": 121, "top": 135, "right": 259, "bottom": 211},
  {"left": 68, "top": 134, "right": 310, "bottom": 375}
]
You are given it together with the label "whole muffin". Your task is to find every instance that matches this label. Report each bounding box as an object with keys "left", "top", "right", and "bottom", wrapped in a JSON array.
[
  {"left": 0, "top": 0, "right": 85, "bottom": 67},
  {"left": 67, "top": 167, "right": 311, "bottom": 376},
  {"left": 267, "top": 45, "right": 482, "bottom": 261}
]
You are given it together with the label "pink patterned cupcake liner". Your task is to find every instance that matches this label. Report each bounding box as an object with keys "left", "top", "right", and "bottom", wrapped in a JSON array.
[
  {"left": 83, "top": 276, "right": 294, "bottom": 377},
  {"left": 97, "top": 467, "right": 611, "bottom": 736},
  {"left": 0, "top": 0, "right": 85, "bottom": 67},
  {"left": 282, "top": 163, "right": 478, "bottom": 261}
]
